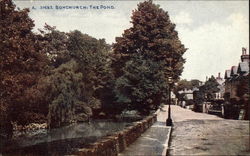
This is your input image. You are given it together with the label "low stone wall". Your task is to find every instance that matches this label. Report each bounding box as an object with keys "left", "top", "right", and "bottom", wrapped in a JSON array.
[{"left": 72, "top": 114, "right": 157, "bottom": 156}]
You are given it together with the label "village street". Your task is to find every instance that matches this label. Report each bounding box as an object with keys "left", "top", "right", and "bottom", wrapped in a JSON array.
[
  {"left": 169, "top": 105, "right": 250, "bottom": 155},
  {"left": 119, "top": 105, "right": 250, "bottom": 156}
]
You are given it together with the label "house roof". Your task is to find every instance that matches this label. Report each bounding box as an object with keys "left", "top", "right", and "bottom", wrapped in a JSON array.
[
  {"left": 237, "top": 62, "right": 249, "bottom": 74},
  {"left": 224, "top": 70, "right": 231, "bottom": 79},
  {"left": 230, "top": 66, "right": 238, "bottom": 76},
  {"left": 178, "top": 89, "right": 193, "bottom": 94}
]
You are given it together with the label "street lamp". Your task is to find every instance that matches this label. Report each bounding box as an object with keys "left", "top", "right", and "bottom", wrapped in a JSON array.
[{"left": 166, "top": 76, "right": 173, "bottom": 126}]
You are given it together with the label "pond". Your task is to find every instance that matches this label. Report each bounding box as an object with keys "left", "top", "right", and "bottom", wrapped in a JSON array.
[{"left": 0, "top": 121, "right": 132, "bottom": 155}]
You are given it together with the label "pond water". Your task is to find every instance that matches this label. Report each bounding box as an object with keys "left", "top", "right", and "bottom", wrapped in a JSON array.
[{"left": 0, "top": 121, "right": 132, "bottom": 156}]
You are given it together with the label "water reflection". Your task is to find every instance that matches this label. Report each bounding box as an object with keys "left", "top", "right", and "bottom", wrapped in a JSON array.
[{"left": 1, "top": 121, "right": 131, "bottom": 155}]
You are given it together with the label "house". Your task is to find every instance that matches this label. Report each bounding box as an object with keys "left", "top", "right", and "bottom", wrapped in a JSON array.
[
  {"left": 178, "top": 87, "right": 200, "bottom": 108},
  {"left": 224, "top": 48, "right": 249, "bottom": 100},
  {"left": 178, "top": 88, "right": 194, "bottom": 100},
  {"left": 237, "top": 62, "right": 249, "bottom": 76},
  {"left": 223, "top": 47, "right": 249, "bottom": 119}
]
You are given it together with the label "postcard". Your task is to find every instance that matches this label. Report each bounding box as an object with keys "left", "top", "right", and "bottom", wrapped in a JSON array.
[{"left": 0, "top": 0, "right": 249, "bottom": 155}]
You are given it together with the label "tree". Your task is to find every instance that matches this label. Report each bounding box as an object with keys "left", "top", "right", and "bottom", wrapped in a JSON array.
[
  {"left": 174, "top": 79, "right": 201, "bottom": 101},
  {"left": 38, "top": 24, "right": 70, "bottom": 67},
  {"left": 0, "top": 0, "right": 48, "bottom": 135},
  {"left": 67, "top": 30, "right": 112, "bottom": 112},
  {"left": 174, "top": 79, "right": 201, "bottom": 92},
  {"left": 199, "top": 76, "right": 219, "bottom": 101},
  {"left": 190, "top": 79, "right": 201, "bottom": 88},
  {"left": 191, "top": 77, "right": 218, "bottom": 112},
  {"left": 114, "top": 56, "right": 167, "bottom": 114},
  {"left": 113, "top": 0, "right": 186, "bottom": 80},
  {"left": 174, "top": 79, "right": 192, "bottom": 93},
  {"left": 112, "top": 0, "right": 186, "bottom": 113},
  {"left": 35, "top": 28, "right": 113, "bottom": 127},
  {"left": 40, "top": 60, "right": 93, "bottom": 128}
]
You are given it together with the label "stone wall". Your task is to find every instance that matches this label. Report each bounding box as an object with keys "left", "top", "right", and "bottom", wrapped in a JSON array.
[{"left": 72, "top": 114, "right": 157, "bottom": 156}]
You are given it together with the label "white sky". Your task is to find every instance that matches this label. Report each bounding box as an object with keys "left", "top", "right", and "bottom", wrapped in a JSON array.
[{"left": 14, "top": 0, "right": 249, "bottom": 82}]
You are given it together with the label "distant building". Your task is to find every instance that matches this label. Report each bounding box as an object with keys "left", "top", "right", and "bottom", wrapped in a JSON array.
[
  {"left": 178, "top": 88, "right": 194, "bottom": 100},
  {"left": 178, "top": 87, "right": 198, "bottom": 100},
  {"left": 224, "top": 47, "right": 249, "bottom": 100},
  {"left": 215, "top": 73, "right": 225, "bottom": 100}
]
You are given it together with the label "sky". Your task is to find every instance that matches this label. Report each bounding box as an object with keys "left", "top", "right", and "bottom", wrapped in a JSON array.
[{"left": 14, "top": 0, "right": 249, "bottom": 82}]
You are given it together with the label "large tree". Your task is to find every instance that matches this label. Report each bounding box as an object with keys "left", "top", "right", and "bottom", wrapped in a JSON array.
[
  {"left": 0, "top": 0, "right": 48, "bottom": 135},
  {"left": 67, "top": 30, "right": 112, "bottom": 111},
  {"left": 34, "top": 28, "right": 113, "bottom": 128},
  {"left": 113, "top": 0, "right": 186, "bottom": 80},
  {"left": 38, "top": 24, "right": 70, "bottom": 67},
  {"left": 112, "top": 0, "right": 186, "bottom": 113},
  {"left": 41, "top": 60, "right": 91, "bottom": 128},
  {"left": 197, "top": 76, "right": 219, "bottom": 102}
]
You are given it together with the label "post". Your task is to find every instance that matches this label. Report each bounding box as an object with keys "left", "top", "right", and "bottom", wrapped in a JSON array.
[{"left": 166, "top": 78, "right": 173, "bottom": 126}]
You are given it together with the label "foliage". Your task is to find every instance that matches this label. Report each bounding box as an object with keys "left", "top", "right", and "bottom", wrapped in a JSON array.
[
  {"left": 114, "top": 56, "right": 167, "bottom": 114},
  {"left": 202, "top": 76, "right": 220, "bottom": 101},
  {"left": 174, "top": 79, "right": 201, "bottom": 92},
  {"left": 43, "top": 60, "right": 93, "bottom": 128},
  {"left": 67, "top": 30, "right": 112, "bottom": 94},
  {"left": 196, "top": 76, "right": 219, "bottom": 102},
  {"left": 38, "top": 24, "right": 70, "bottom": 67},
  {"left": 0, "top": 0, "right": 113, "bottom": 131},
  {"left": 193, "top": 90, "right": 204, "bottom": 105},
  {"left": 37, "top": 29, "right": 112, "bottom": 128},
  {"left": 67, "top": 30, "right": 113, "bottom": 115},
  {"left": 112, "top": 0, "right": 186, "bottom": 114},
  {"left": 0, "top": 0, "right": 187, "bottom": 132},
  {"left": 175, "top": 79, "right": 192, "bottom": 91},
  {"left": 174, "top": 79, "right": 201, "bottom": 101},
  {"left": 0, "top": 0, "right": 48, "bottom": 136},
  {"left": 174, "top": 79, "right": 191, "bottom": 98},
  {"left": 190, "top": 79, "right": 201, "bottom": 88},
  {"left": 113, "top": 0, "right": 186, "bottom": 80}
]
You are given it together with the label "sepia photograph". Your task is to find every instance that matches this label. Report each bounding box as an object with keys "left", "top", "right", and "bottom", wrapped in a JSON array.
[{"left": 0, "top": 0, "right": 249, "bottom": 155}]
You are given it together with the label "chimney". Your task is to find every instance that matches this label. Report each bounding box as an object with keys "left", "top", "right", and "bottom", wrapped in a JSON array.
[
  {"left": 218, "top": 72, "right": 221, "bottom": 78},
  {"left": 241, "top": 47, "right": 249, "bottom": 62},
  {"left": 242, "top": 47, "right": 246, "bottom": 55}
]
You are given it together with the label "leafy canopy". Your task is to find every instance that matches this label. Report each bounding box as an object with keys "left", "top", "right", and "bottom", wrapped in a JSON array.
[{"left": 113, "top": 0, "right": 186, "bottom": 114}]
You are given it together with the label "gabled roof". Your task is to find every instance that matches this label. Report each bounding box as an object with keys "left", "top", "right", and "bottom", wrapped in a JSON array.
[
  {"left": 230, "top": 66, "right": 238, "bottom": 76},
  {"left": 224, "top": 70, "right": 231, "bottom": 79},
  {"left": 237, "top": 62, "right": 249, "bottom": 74}
]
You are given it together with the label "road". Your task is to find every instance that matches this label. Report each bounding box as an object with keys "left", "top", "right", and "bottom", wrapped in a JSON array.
[{"left": 169, "top": 105, "right": 250, "bottom": 155}]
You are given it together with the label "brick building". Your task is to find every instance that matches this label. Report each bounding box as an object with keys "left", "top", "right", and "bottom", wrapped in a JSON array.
[
  {"left": 223, "top": 47, "right": 249, "bottom": 119},
  {"left": 224, "top": 48, "right": 249, "bottom": 100}
]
